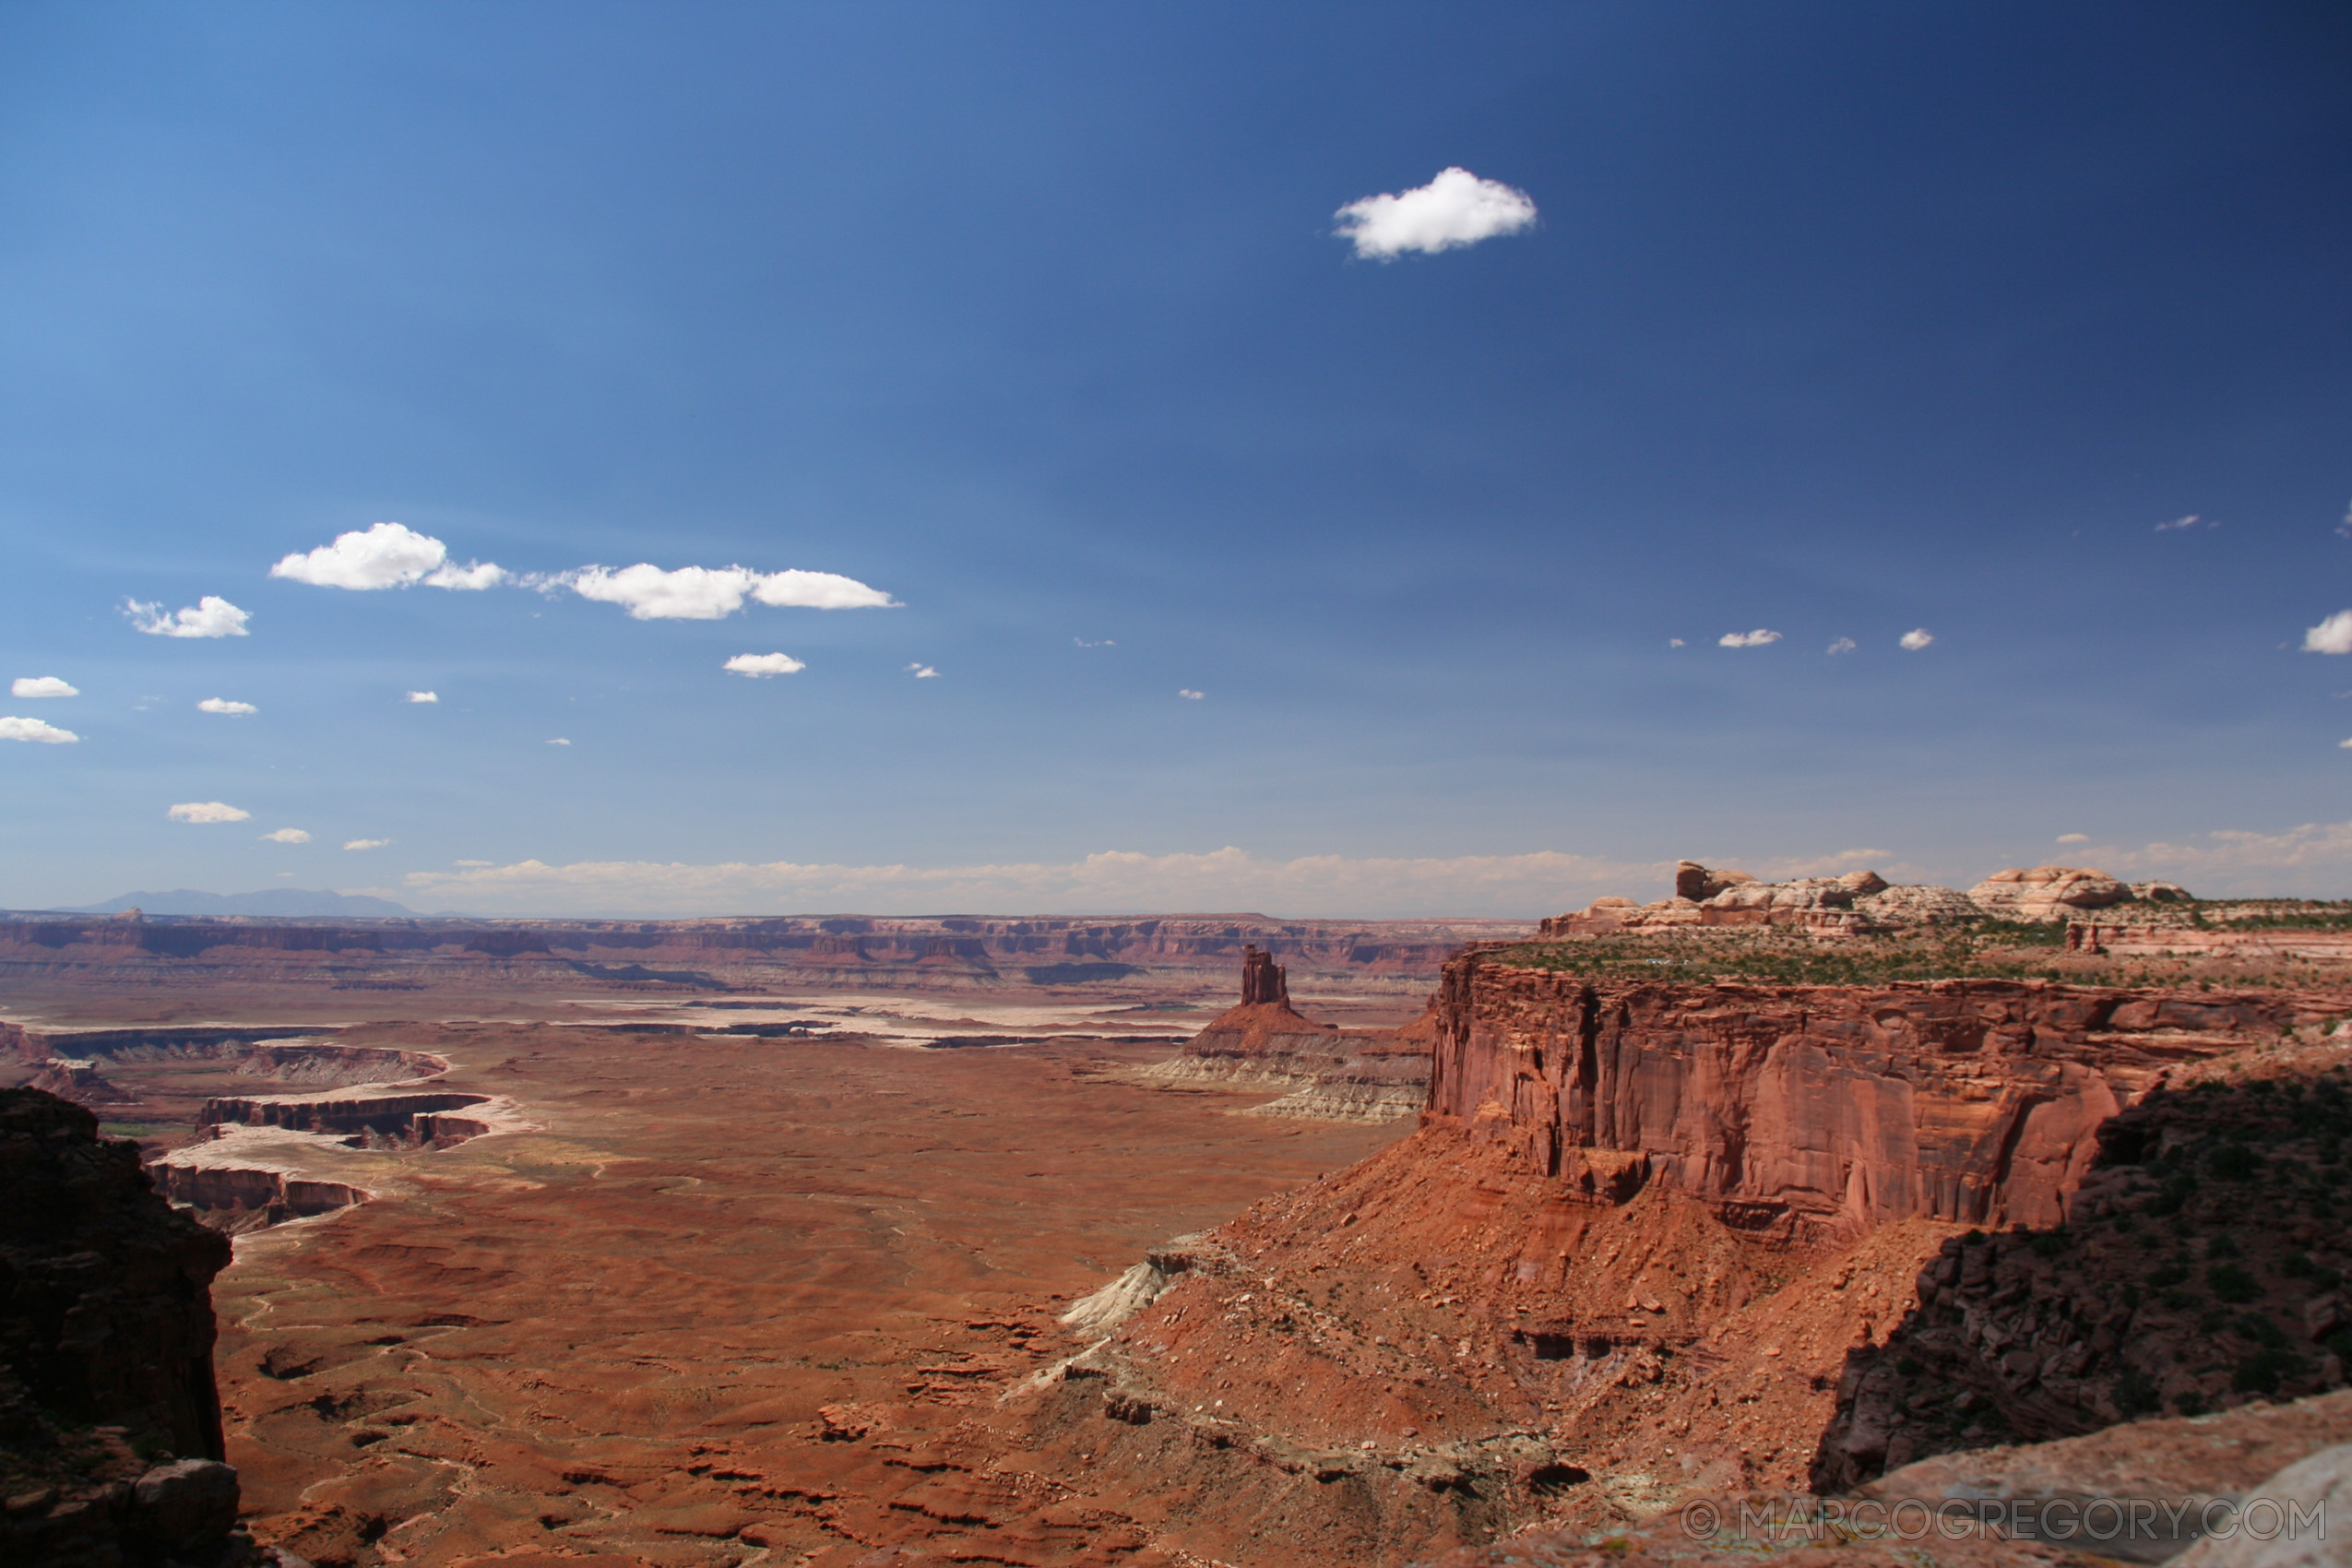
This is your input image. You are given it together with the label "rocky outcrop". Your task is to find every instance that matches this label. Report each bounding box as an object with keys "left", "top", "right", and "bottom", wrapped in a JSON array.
[
  {"left": 1429, "top": 952, "right": 2336, "bottom": 1236},
  {"left": 1140, "top": 947, "right": 1435, "bottom": 1120},
  {"left": 196, "top": 1088, "right": 491, "bottom": 1139},
  {"left": 1544, "top": 864, "right": 1975, "bottom": 937},
  {"left": 1969, "top": 866, "right": 2131, "bottom": 920},
  {"left": 0, "top": 1087, "right": 267, "bottom": 1564}
]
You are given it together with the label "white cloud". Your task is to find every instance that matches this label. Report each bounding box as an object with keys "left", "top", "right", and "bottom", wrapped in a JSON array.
[
  {"left": 2304, "top": 612, "right": 2352, "bottom": 655},
  {"left": 1718, "top": 629, "right": 1782, "bottom": 648},
  {"left": 2154, "top": 514, "right": 2203, "bottom": 532},
  {"left": 1668, "top": 638, "right": 1686, "bottom": 648},
  {"left": 1075, "top": 637, "right": 1115, "bottom": 647},
  {"left": 1179, "top": 689, "right": 1205, "bottom": 700},
  {"left": 559, "top": 564, "right": 895, "bottom": 620},
  {"left": 406, "top": 690, "right": 439, "bottom": 704},
  {"left": 0, "top": 716, "right": 77, "bottom": 743},
  {"left": 2056, "top": 833, "right": 2090, "bottom": 843},
  {"left": 547, "top": 737, "right": 570, "bottom": 746},
  {"left": 455, "top": 859, "right": 493, "bottom": 867},
  {"left": 1334, "top": 168, "right": 1537, "bottom": 260},
  {"left": 168, "top": 801, "right": 250, "bottom": 824},
  {"left": 11, "top": 677, "right": 77, "bottom": 698},
  {"left": 2339, "top": 739, "right": 2352, "bottom": 750},
  {"left": 1899, "top": 628, "right": 1935, "bottom": 650},
  {"left": 750, "top": 569, "right": 897, "bottom": 611},
  {"left": 259, "top": 827, "right": 311, "bottom": 844},
  {"left": 906, "top": 663, "right": 939, "bottom": 679},
  {"left": 196, "top": 697, "right": 256, "bottom": 716},
  {"left": 423, "top": 561, "right": 508, "bottom": 590},
  {"left": 126, "top": 597, "right": 250, "bottom": 638},
  {"left": 345, "top": 837, "right": 391, "bottom": 850},
  {"left": 269, "top": 522, "right": 505, "bottom": 590},
  {"left": 1826, "top": 637, "right": 1857, "bottom": 656},
  {"left": 725, "top": 652, "right": 806, "bottom": 678}
]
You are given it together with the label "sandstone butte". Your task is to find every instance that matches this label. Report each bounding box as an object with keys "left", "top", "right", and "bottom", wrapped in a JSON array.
[{"left": 1008, "top": 937, "right": 2352, "bottom": 1563}]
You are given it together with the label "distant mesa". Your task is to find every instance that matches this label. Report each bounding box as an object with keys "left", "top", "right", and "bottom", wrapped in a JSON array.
[{"left": 65, "top": 888, "right": 418, "bottom": 919}]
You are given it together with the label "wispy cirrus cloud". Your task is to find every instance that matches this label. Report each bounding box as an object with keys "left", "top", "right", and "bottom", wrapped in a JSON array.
[
  {"left": 1335, "top": 168, "right": 1537, "bottom": 260},
  {"left": 259, "top": 827, "right": 311, "bottom": 843},
  {"left": 549, "top": 564, "right": 895, "bottom": 620},
  {"left": 168, "top": 801, "right": 249, "bottom": 823},
  {"left": 0, "top": 716, "right": 77, "bottom": 743},
  {"left": 1825, "top": 637, "right": 1857, "bottom": 656},
  {"left": 126, "top": 597, "right": 249, "bottom": 638},
  {"left": 11, "top": 677, "right": 77, "bottom": 698},
  {"left": 345, "top": 838, "right": 391, "bottom": 850},
  {"left": 906, "top": 663, "right": 938, "bottom": 679},
  {"left": 270, "top": 522, "right": 507, "bottom": 590}
]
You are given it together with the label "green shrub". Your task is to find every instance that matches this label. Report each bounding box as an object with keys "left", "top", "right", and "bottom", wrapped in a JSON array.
[
  {"left": 2210, "top": 1146, "right": 2262, "bottom": 1181},
  {"left": 2237, "top": 1313, "right": 2288, "bottom": 1348},
  {"left": 2232, "top": 1348, "right": 2308, "bottom": 1395},
  {"left": 2114, "top": 1369, "right": 2162, "bottom": 1417},
  {"left": 2147, "top": 1263, "right": 2189, "bottom": 1289},
  {"left": 2028, "top": 1232, "right": 2071, "bottom": 1258},
  {"left": 2206, "top": 1264, "right": 2261, "bottom": 1304},
  {"left": 2175, "top": 1391, "right": 2208, "bottom": 1416}
]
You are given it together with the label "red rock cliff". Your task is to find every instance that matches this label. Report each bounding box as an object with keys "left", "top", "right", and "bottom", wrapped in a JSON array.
[{"left": 1428, "top": 951, "right": 2333, "bottom": 1236}]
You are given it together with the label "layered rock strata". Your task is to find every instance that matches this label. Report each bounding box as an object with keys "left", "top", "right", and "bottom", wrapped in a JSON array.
[
  {"left": 1968, "top": 866, "right": 2131, "bottom": 921},
  {"left": 1542, "top": 862, "right": 1980, "bottom": 938},
  {"left": 1428, "top": 953, "right": 2334, "bottom": 1235}
]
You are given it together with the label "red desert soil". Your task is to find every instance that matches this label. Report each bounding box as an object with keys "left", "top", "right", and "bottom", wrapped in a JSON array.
[{"left": 206, "top": 1024, "right": 1403, "bottom": 1566}]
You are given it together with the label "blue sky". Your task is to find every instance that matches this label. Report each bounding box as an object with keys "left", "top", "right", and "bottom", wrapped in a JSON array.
[{"left": 2, "top": 2, "right": 2348, "bottom": 917}]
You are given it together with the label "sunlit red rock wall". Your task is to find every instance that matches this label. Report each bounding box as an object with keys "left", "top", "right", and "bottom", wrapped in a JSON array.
[{"left": 1429, "top": 952, "right": 2342, "bottom": 1235}]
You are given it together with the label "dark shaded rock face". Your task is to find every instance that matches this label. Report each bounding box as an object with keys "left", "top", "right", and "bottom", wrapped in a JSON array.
[{"left": 0, "top": 1086, "right": 259, "bottom": 1565}]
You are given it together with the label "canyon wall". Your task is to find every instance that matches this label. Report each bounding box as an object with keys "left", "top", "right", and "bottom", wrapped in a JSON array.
[
  {"left": 1429, "top": 951, "right": 2335, "bottom": 1235},
  {"left": 0, "top": 910, "right": 1529, "bottom": 996}
]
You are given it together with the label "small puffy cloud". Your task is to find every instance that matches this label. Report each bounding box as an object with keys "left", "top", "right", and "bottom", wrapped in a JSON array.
[
  {"left": 1334, "top": 167, "right": 1537, "bottom": 260},
  {"left": 725, "top": 652, "right": 805, "bottom": 678},
  {"left": 259, "top": 827, "right": 311, "bottom": 844},
  {"left": 1899, "top": 628, "right": 1936, "bottom": 650},
  {"left": 2056, "top": 833, "right": 2090, "bottom": 843},
  {"left": 560, "top": 564, "right": 895, "bottom": 620},
  {"left": 2304, "top": 612, "right": 2352, "bottom": 655},
  {"left": 1825, "top": 637, "right": 1857, "bottom": 656},
  {"left": 270, "top": 522, "right": 505, "bottom": 590},
  {"left": 345, "top": 837, "right": 391, "bottom": 850},
  {"left": 169, "top": 801, "right": 250, "bottom": 823},
  {"left": 126, "top": 597, "right": 249, "bottom": 638},
  {"left": 197, "top": 697, "right": 256, "bottom": 716},
  {"left": 406, "top": 691, "right": 438, "bottom": 704},
  {"left": 906, "top": 663, "right": 939, "bottom": 678},
  {"left": 1668, "top": 638, "right": 1686, "bottom": 648},
  {"left": 547, "top": 737, "right": 571, "bottom": 746},
  {"left": 1718, "top": 629, "right": 1781, "bottom": 648},
  {"left": 2338, "top": 501, "right": 2351, "bottom": 540},
  {"left": 11, "top": 676, "right": 77, "bottom": 698},
  {"left": 1179, "top": 689, "right": 1206, "bottom": 700},
  {"left": 0, "top": 716, "right": 77, "bottom": 743},
  {"left": 2339, "top": 739, "right": 2352, "bottom": 751}
]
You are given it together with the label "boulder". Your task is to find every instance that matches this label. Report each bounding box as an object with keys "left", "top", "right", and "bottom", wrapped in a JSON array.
[
  {"left": 2134, "top": 880, "right": 2194, "bottom": 904},
  {"left": 1674, "top": 861, "right": 1756, "bottom": 902},
  {"left": 130, "top": 1458, "right": 239, "bottom": 1550},
  {"left": 2170, "top": 1441, "right": 2352, "bottom": 1568},
  {"left": 1969, "top": 866, "right": 2130, "bottom": 920}
]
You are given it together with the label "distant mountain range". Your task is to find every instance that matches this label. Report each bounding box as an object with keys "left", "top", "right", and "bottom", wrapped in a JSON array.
[{"left": 65, "top": 888, "right": 420, "bottom": 918}]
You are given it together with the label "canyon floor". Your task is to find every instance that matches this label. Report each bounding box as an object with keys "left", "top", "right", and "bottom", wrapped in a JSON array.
[{"left": 6, "top": 983, "right": 1426, "bottom": 1566}]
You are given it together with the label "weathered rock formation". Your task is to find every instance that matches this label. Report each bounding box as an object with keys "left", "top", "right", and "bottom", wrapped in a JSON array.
[
  {"left": 1428, "top": 955, "right": 2334, "bottom": 1235},
  {"left": 1543, "top": 862, "right": 1978, "bottom": 937},
  {"left": 1968, "top": 865, "right": 2131, "bottom": 920},
  {"left": 0, "top": 1087, "right": 261, "bottom": 1564},
  {"left": 1140, "top": 945, "right": 1435, "bottom": 1121}
]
